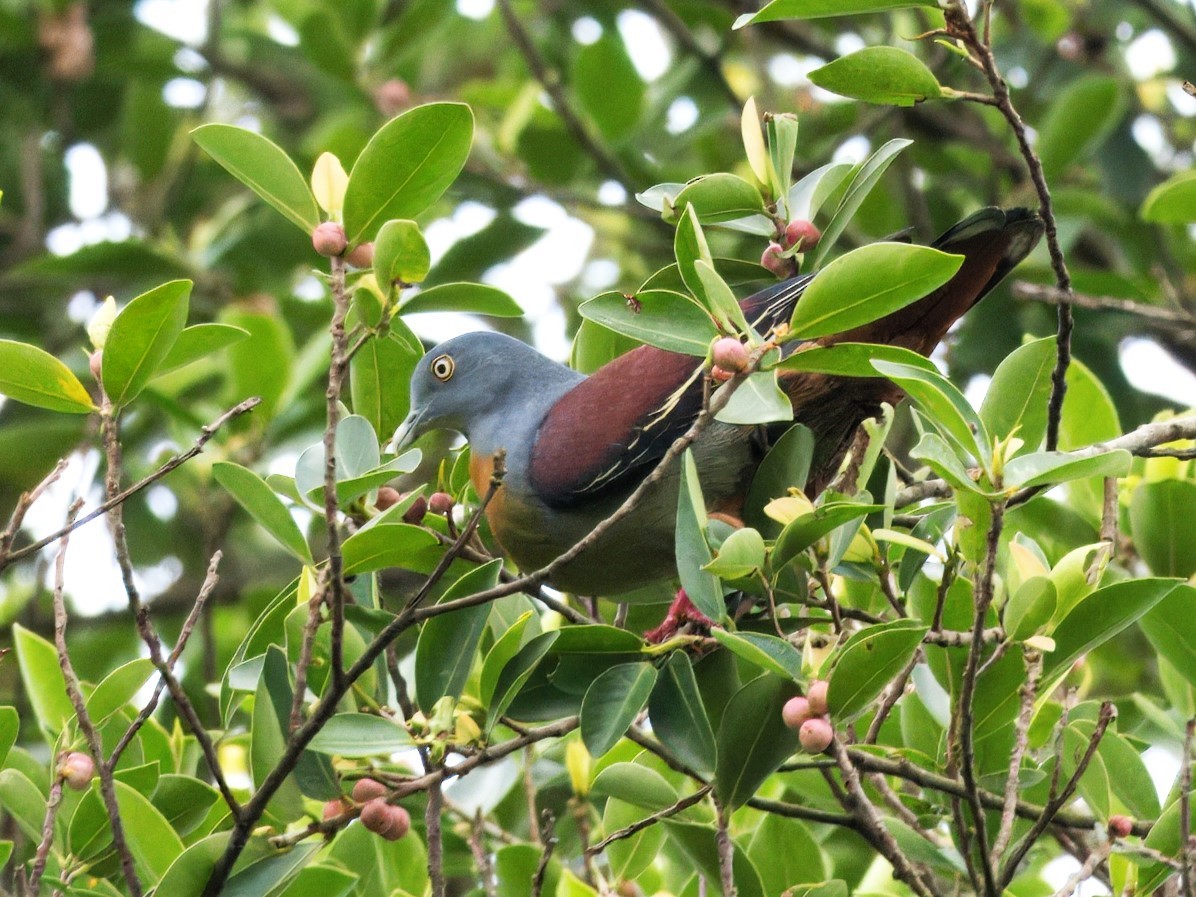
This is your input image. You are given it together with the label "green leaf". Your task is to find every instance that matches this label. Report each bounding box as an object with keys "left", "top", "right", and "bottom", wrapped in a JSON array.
[
  {"left": 0, "top": 769, "right": 45, "bottom": 841},
  {"left": 791, "top": 243, "right": 963, "bottom": 338},
  {"left": 222, "top": 310, "right": 295, "bottom": 420},
  {"left": 142, "top": 834, "right": 229, "bottom": 897},
  {"left": 113, "top": 779, "right": 186, "bottom": 885},
  {"left": 12, "top": 624, "right": 73, "bottom": 738},
  {"left": 328, "top": 815, "right": 428, "bottom": 896},
  {"left": 649, "top": 652, "right": 717, "bottom": 775},
  {"left": 156, "top": 323, "right": 250, "bottom": 378},
  {"left": 810, "top": 138, "right": 911, "bottom": 268},
  {"left": 749, "top": 819, "right": 830, "bottom": 894},
  {"left": 399, "top": 282, "right": 523, "bottom": 317},
  {"left": 86, "top": 658, "right": 156, "bottom": 725},
  {"left": 224, "top": 842, "right": 322, "bottom": 897},
  {"left": 772, "top": 502, "right": 883, "bottom": 570},
  {"left": 1004, "top": 576, "right": 1057, "bottom": 641},
  {"left": 0, "top": 707, "right": 17, "bottom": 768},
  {"left": 374, "top": 219, "right": 431, "bottom": 287},
  {"left": 481, "top": 611, "right": 537, "bottom": 706},
  {"left": 603, "top": 797, "right": 668, "bottom": 881},
  {"left": 192, "top": 124, "right": 319, "bottom": 232},
  {"left": 351, "top": 334, "right": 421, "bottom": 442},
  {"left": 767, "top": 113, "right": 800, "bottom": 198},
  {"left": 694, "top": 259, "right": 750, "bottom": 334},
  {"left": 776, "top": 342, "right": 936, "bottom": 378},
  {"left": 1130, "top": 480, "right": 1196, "bottom": 578},
  {"left": 340, "top": 523, "right": 441, "bottom": 575},
  {"left": 486, "top": 631, "right": 559, "bottom": 730},
  {"left": 1141, "top": 170, "right": 1196, "bottom": 224},
  {"left": 711, "top": 629, "right": 801, "bottom": 679},
  {"left": 676, "top": 450, "right": 725, "bottom": 621},
  {"left": 673, "top": 174, "right": 767, "bottom": 224},
  {"left": 1043, "top": 579, "right": 1181, "bottom": 682},
  {"left": 580, "top": 663, "right": 659, "bottom": 757},
  {"left": 704, "top": 527, "right": 767, "bottom": 579},
  {"left": 343, "top": 103, "right": 474, "bottom": 246},
  {"left": 744, "top": 423, "right": 814, "bottom": 536},
  {"left": 1036, "top": 74, "right": 1125, "bottom": 178},
  {"left": 716, "top": 370, "right": 792, "bottom": 425},
  {"left": 415, "top": 559, "right": 504, "bottom": 706},
  {"left": 979, "top": 337, "right": 1055, "bottom": 450},
  {"left": 213, "top": 462, "right": 313, "bottom": 564},
  {"left": 307, "top": 713, "right": 415, "bottom": 756},
  {"left": 675, "top": 206, "right": 716, "bottom": 312},
  {"left": 591, "top": 762, "right": 678, "bottom": 811},
  {"left": 808, "top": 48, "right": 942, "bottom": 106},
  {"left": 572, "top": 35, "right": 644, "bottom": 141},
  {"left": 578, "top": 289, "right": 718, "bottom": 356},
  {"left": 735, "top": 0, "right": 936, "bottom": 26},
  {"left": 908, "top": 431, "right": 984, "bottom": 493},
  {"left": 1140, "top": 586, "right": 1196, "bottom": 685},
  {"left": 828, "top": 619, "right": 928, "bottom": 722},
  {"left": 787, "top": 162, "right": 854, "bottom": 222},
  {"left": 0, "top": 339, "right": 96, "bottom": 413},
  {"left": 1003, "top": 449, "right": 1131, "bottom": 489},
  {"left": 102, "top": 279, "right": 191, "bottom": 408},
  {"left": 873, "top": 360, "right": 990, "bottom": 467},
  {"left": 715, "top": 674, "right": 798, "bottom": 807}
]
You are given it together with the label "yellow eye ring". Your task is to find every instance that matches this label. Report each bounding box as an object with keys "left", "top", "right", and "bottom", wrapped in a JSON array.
[{"left": 430, "top": 354, "right": 455, "bottom": 381}]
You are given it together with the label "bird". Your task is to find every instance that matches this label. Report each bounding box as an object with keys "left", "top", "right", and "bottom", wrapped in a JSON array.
[{"left": 393, "top": 207, "right": 1044, "bottom": 597}]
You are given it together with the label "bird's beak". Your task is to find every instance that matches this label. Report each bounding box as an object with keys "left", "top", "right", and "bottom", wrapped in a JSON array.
[{"left": 390, "top": 407, "right": 426, "bottom": 453}]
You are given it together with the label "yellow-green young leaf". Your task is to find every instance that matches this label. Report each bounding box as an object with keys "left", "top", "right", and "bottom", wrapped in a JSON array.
[
  {"left": 87, "top": 296, "right": 116, "bottom": 350},
  {"left": 741, "top": 96, "right": 772, "bottom": 186},
  {"left": 192, "top": 124, "right": 320, "bottom": 232},
  {"left": 791, "top": 243, "right": 963, "bottom": 338},
  {"left": 343, "top": 102, "right": 473, "bottom": 246},
  {"left": 0, "top": 340, "right": 95, "bottom": 413},
  {"left": 979, "top": 336, "right": 1055, "bottom": 452},
  {"left": 400, "top": 282, "right": 523, "bottom": 317},
  {"left": 102, "top": 279, "right": 191, "bottom": 408},
  {"left": 1141, "top": 170, "right": 1196, "bottom": 224},
  {"left": 374, "top": 219, "right": 431, "bottom": 287},
  {"left": 704, "top": 526, "right": 767, "bottom": 579},
  {"left": 808, "top": 47, "right": 942, "bottom": 106},
  {"left": 311, "top": 151, "right": 348, "bottom": 218},
  {"left": 212, "top": 461, "right": 313, "bottom": 565},
  {"left": 578, "top": 289, "right": 717, "bottom": 356},
  {"left": 734, "top": 0, "right": 936, "bottom": 27}
]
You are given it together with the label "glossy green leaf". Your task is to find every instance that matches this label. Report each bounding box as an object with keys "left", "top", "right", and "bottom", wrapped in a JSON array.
[
  {"left": 151, "top": 775, "right": 220, "bottom": 838},
  {"left": 1141, "top": 170, "right": 1196, "bottom": 224},
  {"left": 744, "top": 423, "right": 814, "bottom": 536},
  {"left": 192, "top": 124, "right": 320, "bottom": 232},
  {"left": 374, "top": 219, "right": 431, "bottom": 287},
  {"left": 787, "top": 162, "right": 854, "bottom": 222},
  {"left": 767, "top": 113, "right": 800, "bottom": 198},
  {"left": 0, "top": 707, "right": 16, "bottom": 768},
  {"left": 142, "top": 834, "right": 229, "bottom": 897},
  {"left": 222, "top": 310, "right": 294, "bottom": 420},
  {"left": 675, "top": 205, "right": 716, "bottom": 307},
  {"left": 676, "top": 450, "right": 725, "bottom": 621},
  {"left": 579, "top": 289, "right": 717, "bottom": 356},
  {"left": 1140, "top": 586, "right": 1196, "bottom": 685},
  {"left": 0, "top": 769, "right": 44, "bottom": 841},
  {"left": 791, "top": 243, "right": 962, "bottom": 338},
  {"left": 155, "top": 322, "right": 250, "bottom": 378},
  {"left": 665, "top": 819, "right": 767, "bottom": 897},
  {"left": 415, "top": 559, "right": 504, "bottom": 707},
  {"left": 252, "top": 648, "right": 307, "bottom": 822},
  {"left": 715, "top": 674, "right": 798, "bottom": 807},
  {"left": 307, "top": 713, "right": 415, "bottom": 756},
  {"left": 328, "top": 814, "right": 428, "bottom": 896},
  {"left": 580, "top": 662, "right": 659, "bottom": 757},
  {"left": 1004, "top": 576, "right": 1057, "bottom": 641},
  {"left": 213, "top": 461, "right": 313, "bottom": 564},
  {"left": 341, "top": 523, "right": 441, "bottom": 575},
  {"left": 772, "top": 502, "right": 883, "bottom": 569},
  {"left": 735, "top": 0, "right": 935, "bottom": 26},
  {"left": 711, "top": 629, "right": 801, "bottom": 680},
  {"left": 873, "top": 360, "right": 989, "bottom": 466},
  {"left": 1003, "top": 448, "right": 1131, "bottom": 489},
  {"left": 102, "top": 279, "right": 191, "bottom": 408},
  {"left": 343, "top": 102, "right": 473, "bottom": 245},
  {"left": 716, "top": 370, "right": 792, "bottom": 425},
  {"left": 1058, "top": 356, "right": 1121, "bottom": 518},
  {"left": 13, "top": 623, "right": 73, "bottom": 737},
  {"left": 0, "top": 339, "right": 96, "bottom": 413},
  {"left": 777, "top": 342, "right": 936, "bottom": 377},
  {"left": 1036, "top": 75, "right": 1124, "bottom": 178},
  {"left": 573, "top": 34, "right": 644, "bottom": 141},
  {"left": 694, "top": 258, "right": 750, "bottom": 334},
  {"left": 481, "top": 611, "right": 536, "bottom": 706},
  {"left": 87, "top": 657, "right": 156, "bottom": 725},
  {"left": 485, "top": 630, "right": 559, "bottom": 730},
  {"left": 673, "top": 174, "right": 767, "bottom": 223},
  {"left": 351, "top": 334, "right": 421, "bottom": 444},
  {"left": 113, "top": 779, "right": 186, "bottom": 885},
  {"left": 223, "top": 842, "right": 322, "bottom": 897},
  {"left": 399, "top": 282, "right": 523, "bottom": 317},
  {"left": 810, "top": 138, "right": 911, "bottom": 268},
  {"left": 591, "top": 762, "right": 679, "bottom": 811},
  {"left": 1130, "top": 480, "right": 1196, "bottom": 578},
  {"left": 828, "top": 619, "right": 927, "bottom": 722},
  {"left": 495, "top": 843, "right": 558, "bottom": 897},
  {"left": 603, "top": 797, "right": 668, "bottom": 881},
  {"left": 808, "top": 47, "right": 941, "bottom": 105},
  {"left": 649, "top": 652, "right": 717, "bottom": 775},
  {"left": 909, "top": 431, "right": 985, "bottom": 494},
  {"left": 748, "top": 816, "right": 829, "bottom": 894},
  {"left": 704, "top": 526, "right": 767, "bottom": 579},
  {"left": 979, "top": 337, "right": 1055, "bottom": 450}
]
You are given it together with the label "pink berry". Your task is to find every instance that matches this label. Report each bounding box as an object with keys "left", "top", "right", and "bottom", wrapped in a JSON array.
[
  {"left": 60, "top": 752, "right": 95, "bottom": 790},
  {"left": 374, "top": 79, "right": 412, "bottom": 117},
  {"left": 382, "top": 805, "right": 411, "bottom": 841},
  {"left": 323, "top": 798, "right": 350, "bottom": 821},
  {"left": 359, "top": 798, "right": 392, "bottom": 834},
  {"left": 711, "top": 337, "right": 749, "bottom": 374},
  {"left": 346, "top": 242, "right": 374, "bottom": 268},
  {"left": 352, "top": 777, "right": 388, "bottom": 803},
  {"left": 312, "top": 222, "right": 348, "bottom": 257},
  {"left": 806, "top": 680, "right": 829, "bottom": 716},
  {"left": 782, "top": 696, "right": 812, "bottom": 731},
  {"left": 1107, "top": 815, "right": 1133, "bottom": 839},
  {"left": 402, "top": 496, "right": 428, "bottom": 525},
  {"left": 429, "top": 492, "right": 455, "bottom": 515},
  {"left": 798, "top": 717, "right": 834, "bottom": 754},
  {"left": 88, "top": 350, "right": 102, "bottom": 382},
  {"left": 760, "top": 242, "right": 790, "bottom": 278},
  {"left": 375, "top": 487, "right": 401, "bottom": 511},
  {"left": 710, "top": 367, "right": 733, "bottom": 383},
  {"left": 784, "top": 219, "right": 821, "bottom": 251}
]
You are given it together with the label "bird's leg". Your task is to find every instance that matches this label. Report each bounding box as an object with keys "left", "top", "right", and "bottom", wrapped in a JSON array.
[{"left": 644, "top": 588, "right": 714, "bottom": 644}]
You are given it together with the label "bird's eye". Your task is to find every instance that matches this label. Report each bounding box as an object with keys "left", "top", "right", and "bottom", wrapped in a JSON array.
[{"left": 430, "top": 354, "right": 455, "bottom": 381}]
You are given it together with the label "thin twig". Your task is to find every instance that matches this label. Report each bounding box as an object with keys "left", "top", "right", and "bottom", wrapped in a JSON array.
[
  {"left": 1, "top": 397, "right": 260, "bottom": 572},
  {"left": 588, "top": 785, "right": 712, "bottom": 855},
  {"left": 427, "top": 778, "right": 446, "bottom": 897},
  {"left": 0, "top": 458, "right": 68, "bottom": 561},
  {"left": 1181, "top": 719, "right": 1195, "bottom": 897},
  {"left": 28, "top": 777, "right": 64, "bottom": 896},
  {"left": 991, "top": 650, "right": 1043, "bottom": 863},
  {"left": 1013, "top": 281, "right": 1196, "bottom": 326},
  {"left": 715, "top": 798, "right": 738, "bottom": 897},
  {"left": 470, "top": 811, "right": 499, "bottom": 897},
  {"left": 1051, "top": 839, "right": 1114, "bottom": 897},
  {"left": 532, "top": 812, "right": 557, "bottom": 897},
  {"left": 324, "top": 254, "right": 351, "bottom": 691}
]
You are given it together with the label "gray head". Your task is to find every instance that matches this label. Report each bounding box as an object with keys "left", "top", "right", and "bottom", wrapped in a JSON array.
[{"left": 392, "top": 331, "right": 583, "bottom": 455}]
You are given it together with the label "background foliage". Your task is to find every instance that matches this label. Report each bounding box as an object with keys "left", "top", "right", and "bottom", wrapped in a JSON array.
[{"left": 1, "top": 0, "right": 1196, "bottom": 896}]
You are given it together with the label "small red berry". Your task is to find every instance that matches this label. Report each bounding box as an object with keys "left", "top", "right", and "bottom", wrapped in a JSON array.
[
  {"left": 429, "top": 492, "right": 455, "bottom": 516},
  {"left": 806, "top": 680, "right": 829, "bottom": 716},
  {"left": 60, "top": 752, "right": 95, "bottom": 791},
  {"left": 711, "top": 337, "right": 749, "bottom": 374},
  {"left": 312, "top": 222, "right": 348, "bottom": 257},
  {"left": 382, "top": 805, "right": 411, "bottom": 841},
  {"left": 1107, "top": 815, "right": 1133, "bottom": 839},
  {"left": 375, "top": 487, "right": 401, "bottom": 512},
  {"left": 710, "top": 367, "right": 734, "bottom": 383},
  {"left": 402, "top": 496, "right": 428, "bottom": 525},
  {"left": 798, "top": 717, "right": 834, "bottom": 754},
  {"left": 782, "top": 696, "right": 812, "bottom": 731},
  {"left": 352, "top": 777, "right": 388, "bottom": 803},
  {"left": 323, "top": 798, "right": 350, "bottom": 821},
  {"left": 346, "top": 242, "right": 374, "bottom": 268},
  {"left": 760, "top": 242, "right": 790, "bottom": 278},
  {"left": 374, "top": 79, "right": 412, "bottom": 117},
  {"left": 359, "top": 798, "right": 392, "bottom": 834},
  {"left": 784, "top": 219, "right": 821, "bottom": 251}
]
